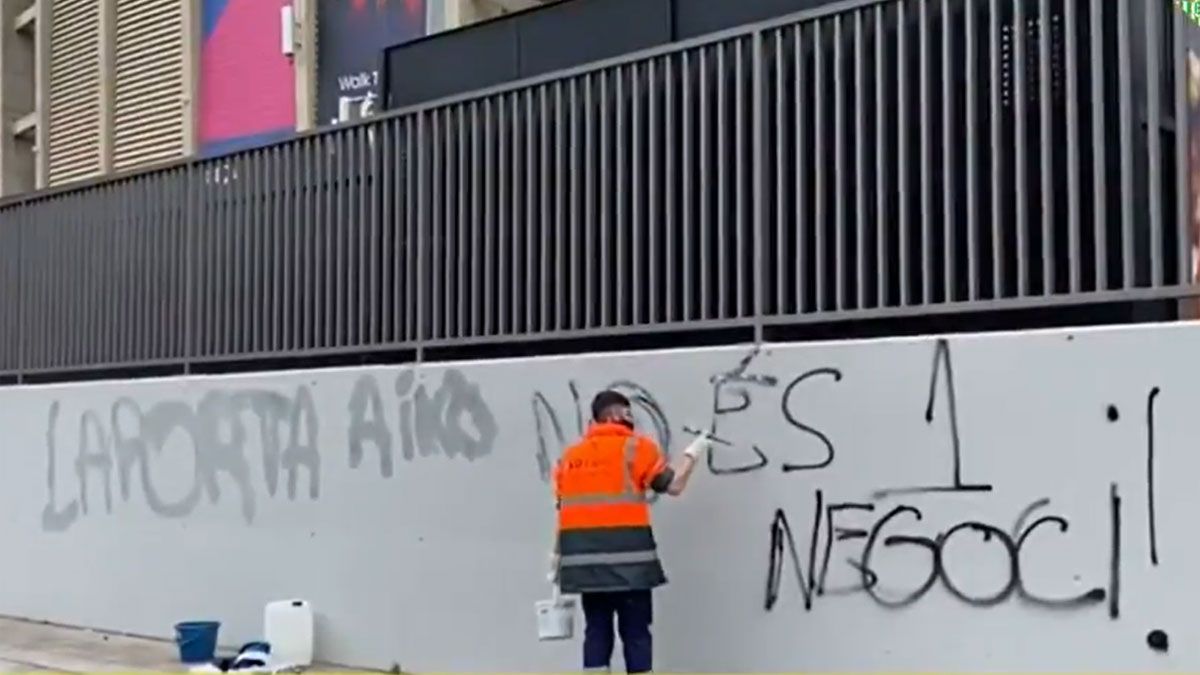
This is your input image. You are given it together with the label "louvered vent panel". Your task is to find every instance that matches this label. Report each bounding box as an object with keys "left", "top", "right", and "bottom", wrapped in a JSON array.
[
  {"left": 47, "top": 0, "right": 102, "bottom": 187},
  {"left": 112, "top": 0, "right": 185, "bottom": 171}
]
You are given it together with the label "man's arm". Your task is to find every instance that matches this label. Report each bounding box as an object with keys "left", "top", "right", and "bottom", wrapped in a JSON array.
[{"left": 645, "top": 432, "right": 709, "bottom": 497}]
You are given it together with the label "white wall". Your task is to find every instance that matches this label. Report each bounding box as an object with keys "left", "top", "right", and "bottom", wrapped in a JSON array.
[{"left": 0, "top": 321, "right": 1195, "bottom": 671}]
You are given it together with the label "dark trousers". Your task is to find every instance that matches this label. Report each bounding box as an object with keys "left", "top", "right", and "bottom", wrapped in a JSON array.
[{"left": 581, "top": 590, "right": 653, "bottom": 673}]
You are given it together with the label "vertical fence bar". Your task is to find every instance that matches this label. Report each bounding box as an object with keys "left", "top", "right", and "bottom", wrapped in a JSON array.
[
  {"left": 617, "top": 65, "right": 628, "bottom": 325},
  {"left": 1177, "top": 5, "right": 1192, "bottom": 287},
  {"left": 943, "top": 0, "right": 955, "bottom": 302},
  {"left": 431, "top": 115, "right": 443, "bottom": 341},
  {"left": 684, "top": 51, "right": 694, "bottom": 320},
  {"left": 250, "top": 152, "right": 263, "bottom": 353},
  {"left": 700, "top": 47, "right": 710, "bottom": 319},
  {"left": 555, "top": 81, "right": 566, "bottom": 331},
  {"left": 854, "top": 11, "right": 866, "bottom": 311},
  {"left": 1039, "top": 0, "right": 1054, "bottom": 293},
  {"left": 1117, "top": 0, "right": 1134, "bottom": 287},
  {"left": 834, "top": 15, "right": 846, "bottom": 311},
  {"left": 1091, "top": 0, "right": 1108, "bottom": 290},
  {"left": 352, "top": 126, "right": 367, "bottom": 348},
  {"left": 665, "top": 56, "right": 676, "bottom": 323},
  {"left": 405, "top": 117, "right": 418, "bottom": 342},
  {"left": 918, "top": 0, "right": 932, "bottom": 304},
  {"left": 736, "top": 37, "right": 747, "bottom": 318},
  {"left": 876, "top": 5, "right": 888, "bottom": 307},
  {"left": 753, "top": 29, "right": 765, "bottom": 333},
  {"left": 965, "top": 0, "right": 979, "bottom": 300},
  {"left": 471, "top": 103, "right": 483, "bottom": 337},
  {"left": 898, "top": 2, "right": 910, "bottom": 305},
  {"left": 484, "top": 100, "right": 496, "bottom": 335},
  {"left": 498, "top": 98, "right": 510, "bottom": 335},
  {"left": 269, "top": 148, "right": 282, "bottom": 352},
  {"left": 600, "top": 72, "right": 611, "bottom": 326},
  {"left": 539, "top": 85, "right": 551, "bottom": 332},
  {"left": 1064, "top": 0, "right": 1081, "bottom": 293},
  {"left": 815, "top": 19, "right": 826, "bottom": 311},
  {"left": 371, "top": 123, "right": 384, "bottom": 345},
  {"left": 990, "top": 0, "right": 1004, "bottom": 297},
  {"left": 1014, "top": 0, "right": 1030, "bottom": 296},
  {"left": 774, "top": 29, "right": 785, "bottom": 314},
  {"left": 510, "top": 93, "right": 522, "bottom": 335},
  {"left": 648, "top": 59, "right": 659, "bottom": 324},
  {"left": 717, "top": 44, "right": 728, "bottom": 319},
  {"left": 284, "top": 143, "right": 297, "bottom": 351},
  {"left": 525, "top": 89, "right": 536, "bottom": 334},
  {"left": 1144, "top": 0, "right": 1164, "bottom": 286},
  {"left": 570, "top": 79, "right": 581, "bottom": 330},
  {"left": 796, "top": 23, "right": 807, "bottom": 313},
  {"left": 635, "top": 62, "right": 645, "bottom": 325},
  {"left": 380, "top": 120, "right": 394, "bottom": 344},
  {"left": 439, "top": 108, "right": 451, "bottom": 340},
  {"left": 586, "top": 76, "right": 597, "bottom": 329},
  {"left": 417, "top": 112, "right": 429, "bottom": 345},
  {"left": 224, "top": 161, "right": 238, "bottom": 356}
]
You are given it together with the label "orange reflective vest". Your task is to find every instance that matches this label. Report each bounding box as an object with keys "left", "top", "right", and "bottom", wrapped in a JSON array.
[{"left": 553, "top": 423, "right": 669, "bottom": 593}]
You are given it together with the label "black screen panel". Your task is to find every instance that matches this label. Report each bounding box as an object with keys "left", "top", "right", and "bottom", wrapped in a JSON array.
[
  {"left": 385, "top": 16, "right": 519, "bottom": 109},
  {"left": 517, "top": 0, "right": 672, "bottom": 78}
]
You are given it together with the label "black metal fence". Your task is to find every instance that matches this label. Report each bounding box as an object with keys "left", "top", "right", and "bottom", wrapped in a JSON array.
[{"left": 0, "top": 0, "right": 1191, "bottom": 380}]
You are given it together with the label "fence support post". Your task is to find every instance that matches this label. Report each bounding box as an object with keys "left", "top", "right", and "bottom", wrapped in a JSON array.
[{"left": 752, "top": 28, "right": 766, "bottom": 345}]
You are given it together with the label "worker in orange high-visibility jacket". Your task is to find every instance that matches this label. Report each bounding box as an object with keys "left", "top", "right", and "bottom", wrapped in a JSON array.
[{"left": 550, "top": 389, "right": 709, "bottom": 673}]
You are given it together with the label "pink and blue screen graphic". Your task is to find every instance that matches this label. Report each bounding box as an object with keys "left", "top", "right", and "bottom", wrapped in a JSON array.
[{"left": 200, "top": 0, "right": 296, "bottom": 157}]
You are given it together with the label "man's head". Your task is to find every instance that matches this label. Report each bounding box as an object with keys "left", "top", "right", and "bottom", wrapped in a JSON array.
[{"left": 591, "top": 390, "right": 633, "bottom": 429}]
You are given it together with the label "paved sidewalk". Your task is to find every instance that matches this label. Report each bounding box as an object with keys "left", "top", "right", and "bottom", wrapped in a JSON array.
[{"left": 0, "top": 616, "right": 183, "bottom": 672}]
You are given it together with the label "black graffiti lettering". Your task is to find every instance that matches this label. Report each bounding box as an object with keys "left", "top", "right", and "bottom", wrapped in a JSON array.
[
  {"left": 859, "top": 505, "right": 939, "bottom": 609},
  {"left": 764, "top": 490, "right": 823, "bottom": 612},
  {"left": 1014, "top": 512, "right": 1106, "bottom": 607},
  {"left": 398, "top": 368, "right": 498, "bottom": 462},
  {"left": 568, "top": 381, "right": 583, "bottom": 436},
  {"left": 936, "top": 522, "right": 1018, "bottom": 607},
  {"left": 708, "top": 347, "right": 777, "bottom": 475},
  {"left": 532, "top": 392, "right": 566, "bottom": 482},
  {"left": 348, "top": 375, "right": 394, "bottom": 478},
  {"left": 197, "top": 391, "right": 257, "bottom": 522},
  {"left": 42, "top": 401, "right": 80, "bottom": 533},
  {"left": 1010, "top": 497, "right": 1106, "bottom": 608},
  {"left": 47, "top": 387, "right": 325, "bottom": 532},
  {"left": 1109, "top": 482, "right": 1121, "bottom": 619},
  {"left": 1146, "top": 386, "right": 1161, "bottom": 566},
  {"left": 818, "top": 502, "right": 875, "bottom": 596},
  {"left": 114, "top": 398, "right": 203, "bottom": 519},
  {"left": 441, "top": 369, "right": 498, "bottom": 461},
  {"left": 284, "top": 386, "right": 320, "bottom": 499},
  {"left": 873, "top": 339, "right": 993, "bottom": 498},
  {"left": 76, "top": 410, "right": 114, "bottom": 516},
  {"left": 532, "top": 379, "right": 670, "bottom": 486},
  {"left": 395, "top": 370, "right": 417, "bottom": 462},
  {"left": 236, "top": 391, "right": 291, "bottom": 498},
  {"left": 780, "top": 368, "right": 842, "bottom": 472},
  {"left": 606, "top": 380, "right": 671, "bottom": 454}
]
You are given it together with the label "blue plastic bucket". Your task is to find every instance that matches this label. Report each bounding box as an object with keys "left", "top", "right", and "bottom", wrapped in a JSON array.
[{"left": 174, "top": 621, "right": 220, "bottom": 664}]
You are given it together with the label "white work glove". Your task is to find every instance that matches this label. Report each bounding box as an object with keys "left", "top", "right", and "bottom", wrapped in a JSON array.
[
  {"left": 683, "top": 430, "right": 711, "bottom": 459},
  {"left": 548, "top": 552, "right": 560, "bottom": 584}
]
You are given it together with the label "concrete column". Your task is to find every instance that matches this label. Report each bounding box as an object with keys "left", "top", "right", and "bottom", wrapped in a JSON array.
[
  {"left": 0, "top": 0, "right": 39, "bottom": 195},
  {"left": 292, "top": 0, "right": 317, "bottom": 132}
]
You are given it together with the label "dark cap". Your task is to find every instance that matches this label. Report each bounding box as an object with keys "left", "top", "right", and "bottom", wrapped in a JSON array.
[{"left": 591, "top": 389, "right": 631, "bottom": 421}]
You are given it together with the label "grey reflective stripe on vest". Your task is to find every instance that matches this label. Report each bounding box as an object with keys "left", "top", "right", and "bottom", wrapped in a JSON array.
[
  {"left": 559, "top": 550, "right": 660, "bottom": 567},
  {"left": 557, "top": 437, "right": 643, "bottom": 507}
]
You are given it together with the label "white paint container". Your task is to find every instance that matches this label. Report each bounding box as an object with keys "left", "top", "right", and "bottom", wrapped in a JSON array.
[
  {"left": 535, "top": 587, "right": 575, "bottom": 641},
  {"left": 264, "top": 599, "right": 314, "bottom": 667}
]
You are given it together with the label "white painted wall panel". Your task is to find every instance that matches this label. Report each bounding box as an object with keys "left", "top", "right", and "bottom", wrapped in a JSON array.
[{"left": 0, "top": 322, "right": 1192, "bottom": 670}]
